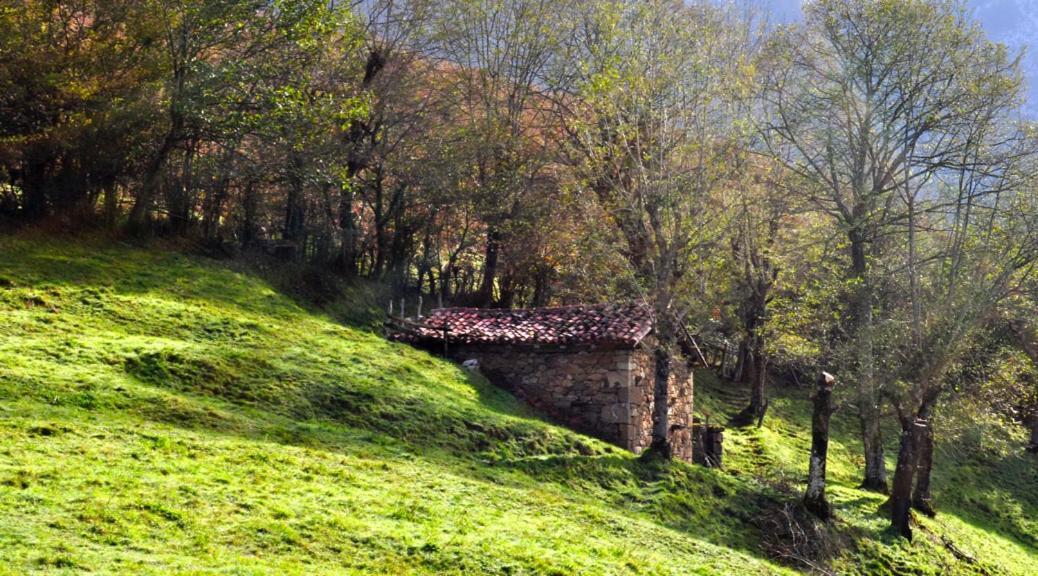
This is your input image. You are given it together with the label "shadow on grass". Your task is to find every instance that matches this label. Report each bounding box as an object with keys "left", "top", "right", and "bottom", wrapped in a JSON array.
[
  {"left": 133, "top": 389, "right": 789, "bottom": 572},
  {"left": 95, "top": 345, "right": 791, "bottom": 571}
]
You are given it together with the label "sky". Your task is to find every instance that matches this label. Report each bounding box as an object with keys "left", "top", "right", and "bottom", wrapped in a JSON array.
[{"left": 767, "top": 0, "right": 1038, "bottom": 117}]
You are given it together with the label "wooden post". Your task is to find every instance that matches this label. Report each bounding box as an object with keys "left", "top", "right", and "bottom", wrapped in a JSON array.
[
  {"left": 417, "top": 296, "right": 423, "bottom": 319},
  {"left": 804, "top": 371, "right": 836, "bottom": 520},
  {"left": 400, "top": 298, "right": 405, "bottom": 319},
  {"left": 388, "top": 300, "right": 393, "bottom": 316},
  {"left": 442, "top": 323, "right": 449, "bottom": 357},
  {"left": 689, "top": 336, "right": 709, "bottom": 367},
  {"left": 437, "top": 292, "right": 443, "bottom": 309}
]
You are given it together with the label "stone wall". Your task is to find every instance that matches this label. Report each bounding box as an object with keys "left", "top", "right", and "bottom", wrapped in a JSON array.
[
  {"left": 450, "top": 343, "right": 632, "bottom": 447},
  {"left": 629, "top": 348, "right": 693, "bottom": 461},
  {"left": 449, "top": 343, "right": 693, "bottom": 461}
]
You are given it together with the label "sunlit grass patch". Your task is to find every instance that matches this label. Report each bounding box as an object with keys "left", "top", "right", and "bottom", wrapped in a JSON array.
[{"left": 0, "top": 233, "right": 1034, "bottom": 574}]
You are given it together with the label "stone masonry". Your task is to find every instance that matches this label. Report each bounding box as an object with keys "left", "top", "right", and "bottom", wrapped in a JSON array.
[
  {"left": 388, "top": 303, "right": 694, "bottom": 462},
  {"left": 449, "top": 342, "right": 693, "bottom": 460}
]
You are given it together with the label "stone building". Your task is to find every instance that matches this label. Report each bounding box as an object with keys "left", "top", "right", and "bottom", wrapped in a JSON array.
[{"left": 390, "top": 303, "right": 693, "bottom": 461}]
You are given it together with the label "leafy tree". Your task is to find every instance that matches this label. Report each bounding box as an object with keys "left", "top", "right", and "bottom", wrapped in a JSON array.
[
  {"left": 728, "top": 164, "right": 798, "bottom": 425},
  {"left": 0, "top": 0, "right": 161, "bottom": 222},
  {"left": 562, "top": 0, "right": 756, "bottom": 457},
  {"left": 433, "top": 0, "right": 566, "bottom": 305},
  {"left": 760, "top": 0, "right": 1026, "bottom": 492},
  {"left": 884, "top": 120, "right": 1038, "bottom": 538},
  {"left": 125, "top": 0, "right": 341, "bottom": 232}
]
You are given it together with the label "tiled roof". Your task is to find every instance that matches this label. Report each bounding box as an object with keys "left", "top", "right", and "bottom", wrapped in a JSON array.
[{"left": 389, "top": 303, "right": 654, "bottom": 347}]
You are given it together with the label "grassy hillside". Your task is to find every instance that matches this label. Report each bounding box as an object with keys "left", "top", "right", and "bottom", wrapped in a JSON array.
[
  {"left": 695, "top": 373, "right": 1038, "bottom": 575},
  {"left": 0, "top": 233, "right": 1035, "bottom": 575}
]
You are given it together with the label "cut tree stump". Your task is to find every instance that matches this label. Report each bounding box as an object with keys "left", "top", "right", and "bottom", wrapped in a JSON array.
[{"left": 804, "top": 371, "right": 836, "bottom": 520}]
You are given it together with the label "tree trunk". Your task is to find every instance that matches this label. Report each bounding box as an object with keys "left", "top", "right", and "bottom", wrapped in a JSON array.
[
  {"left": 733, "top": 330, "right": 767, "bottom": 426},
  {"left": 102, "top": 184, "right": 118, "bottom": 229},
  {"left": 911, "top": 415, "right": 936, "bottom": 517},
  {"left": 649, "top": 312, "right": 675, "bottom": 459},
  {"left": 283, "top": 152, "right": 306, "bottom": 249},
  {"left": 889, "top": 415, "right": 925, "bottom": 540},
  {"left": 373, "top": 176, "right": 387, "bottom": 277},
  {"left": 804, "top": 371, "right": 836, "bottom": 520},
  {"left": 167, "top": 145, "right": 195, "bottom": 235},
  {"left": 128, "top": 134, "right": 175, "bottom": 231},
  {"left": 440, "top": 263, "right": 453, "bottom": 304},
  {"left": 240, "top": 181, "right": 257, "bottom": 249},
  {"left": 733, "top": 337, "right": 750, "bottom": 383},
  {"left": 338, "top": 185, "right": 357, "bottom": 275},
  {"left": 498, "top": 281, "right": 516, "bottom": 309},
  {"left": 203, "top": 147, "right": 235, "bottom": 242},
  {"left": 19, "top": 153, "right": 51, "bottom": 221},
  {"left": 129, "top": 86, "right": 183, "bottom": 233},
  {"left": 734, "top": 290, "right": 766, "bottom": 388},
  {"left": 387, "top": 209, "right": 412, "bottom": 290},
  {"left": 889, "top": 390, "right": 939, "bottom": 539},
  {"left": 1029, "top": 416, "right": 1038, "bottom": 453},
  {"left": 650, "top": 345, "right": 672, "bottom": 458},
  {"left": 748, "top": 332, "right": 766, "bottom": 419},
  {"left": 531, "top": 267, "right": 551, "bottom": 307},
  {"left": 477, "top": 226, "right": 501, "bottom": 306},
  {"left": 850, "top": 230, "right": 887, "bottom": 492},
  {"left": 860, "top": 412, "right": 887, "bottom": 492}
]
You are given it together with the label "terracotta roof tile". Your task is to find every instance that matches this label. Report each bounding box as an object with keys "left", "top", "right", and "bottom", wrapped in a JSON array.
[{"left": 389, "top": 303, "right": 654, "bottom": 347}]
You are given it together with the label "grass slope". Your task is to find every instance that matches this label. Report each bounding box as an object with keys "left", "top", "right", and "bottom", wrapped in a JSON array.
[
  {"left": 0, "top": 233, "right": 1034, "bottom": 574},
  {"left": 695, "top": 363, "right": 1038, "bottom": 575}
]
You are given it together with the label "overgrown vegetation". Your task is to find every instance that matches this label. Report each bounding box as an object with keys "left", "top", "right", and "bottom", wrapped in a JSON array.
[{"left": 1, "top": 234, "right": 1035, "bottom": 574}]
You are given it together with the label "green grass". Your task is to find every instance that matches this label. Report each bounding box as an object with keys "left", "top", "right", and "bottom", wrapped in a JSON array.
[
  {"left": 694, "top": 372, "right": 1038, "bottom": 575},
  {"left": 0, "top": 232, "right": 1035, "bottom": 574}
]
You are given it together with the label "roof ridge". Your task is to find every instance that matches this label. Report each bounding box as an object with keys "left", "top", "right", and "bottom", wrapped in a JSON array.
[
  {"left": 395, "top": 302, "right": 655, "bottom": 347},
  {"left": 428, "top": 301, "right": 650, "bottom": 314}
]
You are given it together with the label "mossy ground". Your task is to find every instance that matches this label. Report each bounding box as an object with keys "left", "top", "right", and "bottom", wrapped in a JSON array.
[{"left": 0, "top": 232, "right": 1034, "bottom": 574}]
